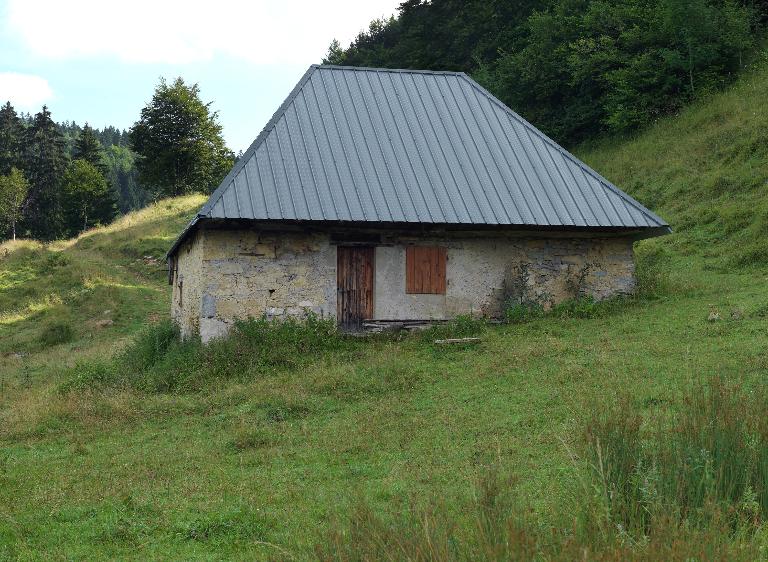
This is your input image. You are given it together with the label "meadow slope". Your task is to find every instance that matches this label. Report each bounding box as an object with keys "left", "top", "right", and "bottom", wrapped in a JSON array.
[{"left": 1, "top": 62, "right": 768, "bottom": 559}]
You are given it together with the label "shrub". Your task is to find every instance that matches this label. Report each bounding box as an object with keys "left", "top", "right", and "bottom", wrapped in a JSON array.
[
  {"left": 115, "top": 319, "right": 180, "bottom": 374},
  {"left": 39, "top": 321, "right": 74, "bottom": 347},
  {"left": 504, "top": 296, "right": 622, "bottom": 324},
  {"left": 420, "top": 314, "right": 486, "bottom": 341},
  {"left": 59, "top": 315, "right": 358, "bottom": 394},
  {"left": 550, "top": 296, "right": 601, "bottom": 319},
  {"left": 59, "top": 361, "right": 113, "bottom": 393},
  {"left": 504, "top": 302, "right": 545, "bottom": 324}
]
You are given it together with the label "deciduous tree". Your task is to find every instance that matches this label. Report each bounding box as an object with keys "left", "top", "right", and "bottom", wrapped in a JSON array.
[
  {"left": 61, "top": 159, "right": 117, "bottom": 235},
  {"left": 129, "top": 78, "right": 234, "bottom": 197},
  {"left": 0, "top": 167, "right": 29, "bottom": 240}
]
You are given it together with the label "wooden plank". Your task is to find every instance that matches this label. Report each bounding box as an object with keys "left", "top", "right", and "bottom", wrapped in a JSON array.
[
  {"left": 406, "top": 246, "right": 415, "bottom": 293},
  {"left": 434, "top": 337, "right": 481, "bottom": 345},
  {"left": 436, "top": 247, "right": 446, "bottom": 294}
]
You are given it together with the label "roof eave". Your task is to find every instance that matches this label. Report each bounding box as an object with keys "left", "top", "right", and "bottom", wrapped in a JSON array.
[
  {"left": 166, "top": 215, "right": 202, "bottom": 260},
  {"left": 166, "top": 217, "right": 671, "bottom": 260}
]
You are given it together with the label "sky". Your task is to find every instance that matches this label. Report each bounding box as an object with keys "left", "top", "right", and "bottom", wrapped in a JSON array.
[{"left": 0, "top": 0, "right": 400, "bottom": 152}]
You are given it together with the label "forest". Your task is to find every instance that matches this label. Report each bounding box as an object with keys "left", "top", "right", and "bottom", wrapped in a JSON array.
[
  {"left": 0, "top": 77, "right": 232, "bottom": 241},
  {"left": 0, "top": 103, "right": 148, "bottom": 240},
  {"left": 326, "top": 0, "right": 767, "bottom": 145}
]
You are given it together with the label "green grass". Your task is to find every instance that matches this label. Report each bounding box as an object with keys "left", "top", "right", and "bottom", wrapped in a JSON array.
[
  {"left": 2, "top": 60, "right": 768, "bottom": 560},
  {"left": 577, "top": 51, "right": 768, "bottom": 271},
  {"left": 0, "top": 195, "right": 205, "bottom": 385},
  {"left": 2, "top": 264, "right": 767, "bottom": 559}
]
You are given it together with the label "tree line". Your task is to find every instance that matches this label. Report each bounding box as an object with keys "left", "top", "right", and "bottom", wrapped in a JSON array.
[
  {"left": 325, "top": 0, "right": 765, "bottom": 145},
  {"left": 4, "top": 0, "right": 764, "bottom": 241},
  {"left": 0, "top": 103, "right": 121, "bottom": 240},
  {"left": 0, "top": 77, "right": 234, "bottom": 242}
]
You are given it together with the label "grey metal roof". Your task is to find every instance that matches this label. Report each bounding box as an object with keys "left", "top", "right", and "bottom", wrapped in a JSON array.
[{"left": 170, "top": 65, "right": 668, "bottom": 256}]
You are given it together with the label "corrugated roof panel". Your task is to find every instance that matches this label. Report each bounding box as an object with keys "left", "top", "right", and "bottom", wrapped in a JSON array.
[
  {"left": 422, "top": 74, "right": 497, "bottom": 224},
  {"left": 409, "top": 73, "right": 474, "bottom": 223},
  {"left": 401, "top": 73, "right": 465, "bottom": 223},
  {"left": 455, "top": 77, "right": 527, "bottom": 224},
  {"left": 321, "top": 68, "right": 381, "bottom": 221},
  {"left": 443, "top": 75, "right": 511, "bottom": 223},
  {"left": 196, "top": 64, "right": 668, "bottom": 231},
  {"left": 357, "top": 70, "right": 419, "bottom": 222},
  {"left": 340, "top": 70, "right": 400, "bottom": 222}
]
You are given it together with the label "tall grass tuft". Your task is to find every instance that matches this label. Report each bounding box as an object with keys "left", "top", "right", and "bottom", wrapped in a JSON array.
[
  {"left": 315, "top": 378, "right": 768, "bottom": 560},
  {"left": 634, "top": 241, "right": 673, "bottom": 298},
  {"left": 584, "top": 376, "right": 768, "bottom": 542},
  {"left": 61, "top": 316, "right": 360, "bottom": 393},
  {"left": 315, "top": 466, "right": 759, "bottom": 561}
]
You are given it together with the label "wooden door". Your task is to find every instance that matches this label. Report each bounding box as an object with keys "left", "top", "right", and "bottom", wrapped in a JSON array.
[{"left": 337, "top": 246, "right": 374, "bottom": 330}]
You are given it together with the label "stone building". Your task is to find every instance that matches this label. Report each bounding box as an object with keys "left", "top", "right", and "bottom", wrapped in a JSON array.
[{"left": 167, "top": 65, "right": 669, "bottom": 341}]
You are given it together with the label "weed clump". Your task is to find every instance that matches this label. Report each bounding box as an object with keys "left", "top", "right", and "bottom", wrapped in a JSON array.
[
  {"left": 315, "top": 464, "right": 759, "bottom": 561},
  {"left": 634, "top": 241, "right": 673, "bottom": 297},
  {"left": 39, "top": 321, "right": 74, "bottom": 347},
  {"left": 175, "top": 505, "right": 273, "bottom": 545},
  {"left": 60, "top": 316, "right": 358, "bottom": 393},
  {"left": 316, "top": 377, "right": 768, "bottom": 560},
  {"left": 583, "top": 376, "right": 768, "bottom": 540}
]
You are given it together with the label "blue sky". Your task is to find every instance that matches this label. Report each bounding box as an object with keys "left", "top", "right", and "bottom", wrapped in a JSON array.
[{"left": 0, "top": 0, "right": 400, "bottom": 152}]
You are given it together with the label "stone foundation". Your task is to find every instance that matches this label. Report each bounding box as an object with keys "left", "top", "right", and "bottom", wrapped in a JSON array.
[{"left": 171, "top": 226, "right": 635, "bottom": 341}]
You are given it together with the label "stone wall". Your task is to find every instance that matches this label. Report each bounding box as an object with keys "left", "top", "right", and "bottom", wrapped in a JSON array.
[
  {"left": 374, "top": 236, "right": 634, "bottom": 319},
  {"left": 171, "top": 226, "right": 635, "bottom": 341},
  {"left": 171, "top": 229, "right": 204, "bottom": 339},
  {"left": 172, "top": 228, "right": 336, "bottom": 341}
]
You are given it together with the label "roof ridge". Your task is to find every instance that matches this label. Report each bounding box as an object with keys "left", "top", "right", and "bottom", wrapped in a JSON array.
[
  {"left": 199, "top": 64, "right": 320, "bottom": 217},
  {"left": 317, "top": 64, "right": 466, "bottom": 76},
  {"left": 458, "top": 74, "right": 668, "bottom": 227}
]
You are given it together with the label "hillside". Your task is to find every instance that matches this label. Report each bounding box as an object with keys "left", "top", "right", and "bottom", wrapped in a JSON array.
[
  {"left": 0, "top": 195, "right": 204, "bottom": 380},
  {"left": 578, "top": 60, "right": 768, "bottom": 269},
  {"left": 2, "top": 63, "right": 768, "bottom": 559}
]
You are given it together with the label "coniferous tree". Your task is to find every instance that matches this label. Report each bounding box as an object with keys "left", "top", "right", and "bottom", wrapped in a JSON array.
[
  {"left": 0, "top": 167, "right": 29, "bottom": 240},
  {"left": 104, "top": 144, "right": 149, "bottom": 213},
  {"left": 0, "top": 102, "right": 23, "bottom": 175},
  {"left": 129, "top": 78, "right": 234, "bottom": 197},
  {"left": 74, "top": 124, "right": 106, "bottom": 170},
  {"left": 22, "top": 106, "right": 68, "bottom": 239}
]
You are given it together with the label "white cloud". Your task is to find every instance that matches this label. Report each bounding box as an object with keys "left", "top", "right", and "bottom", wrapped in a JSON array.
[
  {"left": 0, "top": 72, "right": 53, "bottom": 110},
  {"left": 6, "top": 0, "right": 400, "bottom": 65}
]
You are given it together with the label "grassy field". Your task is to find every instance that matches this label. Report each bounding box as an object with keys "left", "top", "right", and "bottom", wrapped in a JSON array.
[{"left": 2, "top": 61, "right": 768, "bottom": 560}]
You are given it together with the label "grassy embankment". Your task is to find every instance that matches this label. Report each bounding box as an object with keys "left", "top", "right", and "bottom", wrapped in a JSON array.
[{"left": 2, "top": 59, "right": 768, "bottom": 559}]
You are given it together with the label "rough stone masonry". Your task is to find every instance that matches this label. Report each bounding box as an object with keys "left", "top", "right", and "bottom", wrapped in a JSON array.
[{"left": 170, "top": 226, "right": 635, "bottom": 342}]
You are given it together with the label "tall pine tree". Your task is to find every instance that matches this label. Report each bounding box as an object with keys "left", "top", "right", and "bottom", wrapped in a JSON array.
[
  {"left": 22, "top": 106, "right": 68, "bottom": 240},
  {"left": 0, "top": 102, "right": 23, "bottom": 175},
  {"left": 74, "top": 123, "right": 107, "bottom": 173}
]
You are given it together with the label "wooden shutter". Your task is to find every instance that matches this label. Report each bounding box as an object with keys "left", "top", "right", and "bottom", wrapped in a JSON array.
[{"left": 406, "top": 246, "right": 446, "bottom": 294}]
